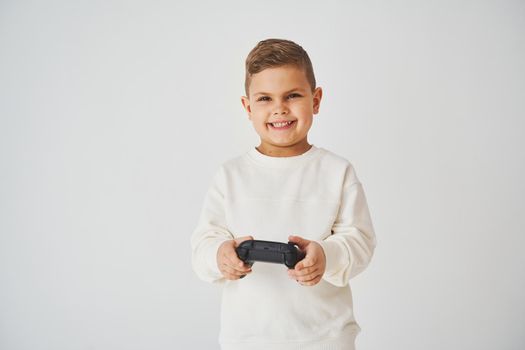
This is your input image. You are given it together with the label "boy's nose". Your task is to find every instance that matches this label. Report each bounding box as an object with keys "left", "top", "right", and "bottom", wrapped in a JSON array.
[{"left": 272, "top": 105, "right": 289, "bottom": 115}]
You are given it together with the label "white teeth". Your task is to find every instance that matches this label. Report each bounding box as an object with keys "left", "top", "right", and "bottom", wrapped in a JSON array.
[{"left": 271, "top": 121, "right": 293, "bottom": 127}]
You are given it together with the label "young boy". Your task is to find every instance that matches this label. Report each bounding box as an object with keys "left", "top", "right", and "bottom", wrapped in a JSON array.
[{"left": 191, "top": 38, "right": 376, "bottom": 350}]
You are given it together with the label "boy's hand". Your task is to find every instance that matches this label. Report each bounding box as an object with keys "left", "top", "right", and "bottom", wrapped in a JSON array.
[
  {"left": 287, "top": 235, "right": 326, "bottom": 286},
  {"left": 217, "top": 236, "right": 253, "bottom": 280}
]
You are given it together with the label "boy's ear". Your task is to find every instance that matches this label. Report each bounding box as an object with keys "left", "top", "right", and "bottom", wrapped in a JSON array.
[
  {"left": 312, "top": 87, "right": 323, "bottom": 114},
  {"left": 241, "top": 96, "right": 252, "bottom": 120}
]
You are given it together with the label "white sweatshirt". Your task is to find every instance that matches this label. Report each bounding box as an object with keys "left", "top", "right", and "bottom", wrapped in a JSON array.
[{"left": 191, "top": 145, "right": 376, "bottom": 350}]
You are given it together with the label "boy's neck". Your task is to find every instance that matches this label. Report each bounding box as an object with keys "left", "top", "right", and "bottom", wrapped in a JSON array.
[{"left": 256, "top": 140, "right": 312, "bottom": 158}]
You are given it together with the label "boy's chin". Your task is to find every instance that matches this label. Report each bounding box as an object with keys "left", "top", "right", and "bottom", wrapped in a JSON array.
[
  {"left": 258, "top": 138, "right": 310, "bottom": 150},
  {"left": 259, "top": 139, "right": 296, "bottom": 148}
]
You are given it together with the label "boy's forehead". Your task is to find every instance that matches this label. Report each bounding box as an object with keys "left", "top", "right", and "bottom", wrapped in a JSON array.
[{"left": 250, "top": 66, "right": 310, "bottom": 95}]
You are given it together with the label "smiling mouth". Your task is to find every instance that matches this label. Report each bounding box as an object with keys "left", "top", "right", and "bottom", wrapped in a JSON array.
[{"left": 267, "top": 120, "right": 296, "bottom": 130}]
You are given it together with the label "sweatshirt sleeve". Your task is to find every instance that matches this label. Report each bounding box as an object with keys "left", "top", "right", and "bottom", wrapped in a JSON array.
[
  {"left": 316, "top": 164, "right": 377, "bottom": 287},
  {"left": 191, "top": 166, "right": 233, "bottom": 284}
]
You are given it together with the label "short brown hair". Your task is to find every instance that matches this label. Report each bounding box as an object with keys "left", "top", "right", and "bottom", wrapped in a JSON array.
[{"left": 244, "top": 38, "right": 316, "bottom": 96}]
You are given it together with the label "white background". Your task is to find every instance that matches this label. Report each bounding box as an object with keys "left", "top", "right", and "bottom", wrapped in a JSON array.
[{"left": 1, "top": 0, "right": 524, "bottom": 349}]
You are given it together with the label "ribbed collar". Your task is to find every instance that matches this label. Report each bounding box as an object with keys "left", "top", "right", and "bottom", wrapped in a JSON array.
[{"left": 245, "top": 144, "right": 322, "bottom": 168}]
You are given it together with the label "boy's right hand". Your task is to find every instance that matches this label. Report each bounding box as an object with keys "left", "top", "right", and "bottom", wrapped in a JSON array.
[{"left": 217, "top": 236, "right": 254, "bottom": 280}]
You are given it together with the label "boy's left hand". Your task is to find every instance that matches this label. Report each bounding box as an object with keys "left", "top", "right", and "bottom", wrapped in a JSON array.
[{"left": 287, "top": 235, "right": 326, "bottom": 286}]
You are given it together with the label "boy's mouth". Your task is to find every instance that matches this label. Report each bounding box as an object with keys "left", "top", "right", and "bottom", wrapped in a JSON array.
[{"left": 267, "top": 120, "right": 296, "bottom": 130}]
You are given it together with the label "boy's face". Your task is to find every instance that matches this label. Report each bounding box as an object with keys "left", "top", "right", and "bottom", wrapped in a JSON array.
[{"left": 241, "top": 65, "right": 322, "bottom": 157}]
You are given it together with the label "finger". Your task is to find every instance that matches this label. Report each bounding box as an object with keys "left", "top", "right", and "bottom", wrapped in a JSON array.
[
  {"left": 294, "top": 260, "right": 305, "bottom": 271},
  {"left": 225, "top": 252, "right": 252, "bottom": 272},
  {"left": 221, "top": 263, "right": 251, "bottom": 277},
  {"left": 234, "top": 235, "right": 254, "bottom": 246},
  {"left": 223, "top": 258, "right": 251, "bottom": 274},
  {"left": 288, "top": 235, "right": 310, "bottom": 250},
  {"left": 288, "top": 264, "right": 315, "bottom": 277},
  {"left": 291, "top": 265, "right": 319, "bottom": 278},
  {"left": 219, "top": 265, "right": 241, "bottom": 280},
  {"left": 295, "top": 268, "right": 320, "bottom": 282},
  {"left": 300, "top": 274, "right": 322, "bottom": 286},
  {"left": 221, "top": 262, "right": 251, "bottom": 275},
  {"left": 288, "top": 267, "right": 319, "bottom": 282},
  {"left": 295, "top": 258, "right": 316, "bottom": 271},
  {"left": 232, "top": 236, "right": 254, "bottom": 269},
  {"left": 222, "top": 271, "right": 245, "bottom": 280},
  {"left": 217, "top": 248, "right": 250, "bottom": 272},
  {"left": 223, "top": 246, "right": 249, "bottom": 267},
  {"left": 220, "top": 264, "right": 251, "bottom": 280}
]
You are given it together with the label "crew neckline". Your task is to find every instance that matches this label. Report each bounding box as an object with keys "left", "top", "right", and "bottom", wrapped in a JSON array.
[{"left": 246, "top": 144, "right": 323, "bottom": 168}]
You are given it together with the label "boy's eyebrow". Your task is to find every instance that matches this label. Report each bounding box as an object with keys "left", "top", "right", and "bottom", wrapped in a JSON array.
[{"left": 253, "top": 88, "right": 305, "bottom": 96}]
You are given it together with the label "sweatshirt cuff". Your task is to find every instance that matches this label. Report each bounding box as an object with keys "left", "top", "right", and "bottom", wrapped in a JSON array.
[
  {"left": 316, "top": 239, "right": 349, "bottom": 277},
  {"left": 206, "top": 238, "right": 229, "bottom": 277}
]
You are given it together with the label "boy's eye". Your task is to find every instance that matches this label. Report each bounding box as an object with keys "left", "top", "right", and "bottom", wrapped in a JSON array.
[{"left": 256, "top": 93, "right": 301, "bottom": 102}]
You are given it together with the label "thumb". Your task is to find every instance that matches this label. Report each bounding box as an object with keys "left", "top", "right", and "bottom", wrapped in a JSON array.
[
  {"left": 234, "top": 235, "right": 254, "bottom": 247},
  {"left": 288, "top": 235, "right": 310, "bottom": 250}
]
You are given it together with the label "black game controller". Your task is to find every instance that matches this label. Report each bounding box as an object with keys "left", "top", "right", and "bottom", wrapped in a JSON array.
[{"left": 236, "top": 240, "right": 306, "bottom": 269}]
